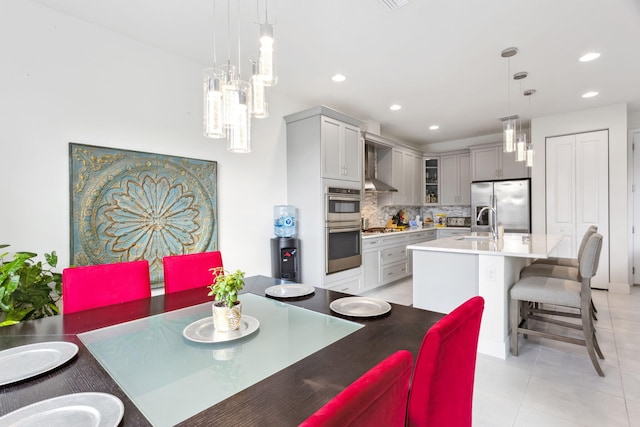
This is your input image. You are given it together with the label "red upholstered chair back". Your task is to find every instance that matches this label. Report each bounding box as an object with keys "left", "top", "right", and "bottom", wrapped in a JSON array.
[
  {"left": 62, "top": 260, "right": 151, "bottom": 314},
  {"left": 406, "top": 296, "right": 485, "bottom": 427},
  {"left": 162, "top": 251, "right": 223, "bottom": 294},
  {"left": 300, "top": 350, "right": 414, "bottom": 427}
]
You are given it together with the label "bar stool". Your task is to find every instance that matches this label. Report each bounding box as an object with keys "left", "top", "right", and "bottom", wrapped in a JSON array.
[
  {"left": 519, "top": 225, "right": 599, "bottom": 318},
  {"left": 530, "top": 225, "right": 597, "bottom": 268},
  {"left": 510, "top": 233, "right": 605, "bottom": 376}
]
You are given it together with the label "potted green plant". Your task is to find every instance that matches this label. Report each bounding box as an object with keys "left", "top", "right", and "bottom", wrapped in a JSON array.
[
  {"left": 207, "top": 267, "right": 245, "bottom": 332},
  {"left": 0, "top": 244, "right": 62, "bottom": 327}
]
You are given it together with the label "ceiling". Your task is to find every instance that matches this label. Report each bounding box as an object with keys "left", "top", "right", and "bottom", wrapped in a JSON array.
[{"left": 33, "top": 0, "right": 640, "bottom": 147}]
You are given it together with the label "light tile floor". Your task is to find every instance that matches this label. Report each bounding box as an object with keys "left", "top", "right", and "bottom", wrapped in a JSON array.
[{"left": 363, "top": 280, "right": 640, "bottom": 427}]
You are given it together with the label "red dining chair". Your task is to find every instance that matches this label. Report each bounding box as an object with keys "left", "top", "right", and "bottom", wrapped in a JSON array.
[
  {"left": 62, "top": 260, "right": 151, "bottom": 314},
  {"left": 299, "top": 350, "right": 414, "bottom": 427},
  {"left": 162, "top": 251, "right": 223, "bottom": 294},
  {"left": 406, "top": 296, "right": 485, "bottom": 427}
]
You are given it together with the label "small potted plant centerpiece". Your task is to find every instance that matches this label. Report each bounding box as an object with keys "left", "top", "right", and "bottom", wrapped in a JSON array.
[{"left": 208, "top": 267, "right": 245, "bottom": 332}]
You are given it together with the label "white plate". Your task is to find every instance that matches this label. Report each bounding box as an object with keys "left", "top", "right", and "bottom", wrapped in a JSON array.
[
  {"left": 0, "top": 392, "right": 124, "bottom": 427},
  {"left": 330, "top": 297, "right": 392, "bottom": 317},
  {"left": 0, "top": 341, "right": 79, "bottom": 387},
  {"left": 182, "top": 315, "right": 260, "bottom": 344},
  {"left": 265, "top": 284, "right": 315, "bottom": 298}
]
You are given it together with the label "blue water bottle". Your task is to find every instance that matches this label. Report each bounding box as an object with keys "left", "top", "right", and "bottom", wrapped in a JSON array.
[{"left": 274, "top": 205, "right": 296, "bottom": 237}]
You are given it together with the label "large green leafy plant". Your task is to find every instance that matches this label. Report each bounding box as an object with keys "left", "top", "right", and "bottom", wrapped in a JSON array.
[
  {"left": 207, "top": 267, "right": 245, "bottom": 308},
  {"left": 0, "top": 244, "right": 62, "bottom": 327}
]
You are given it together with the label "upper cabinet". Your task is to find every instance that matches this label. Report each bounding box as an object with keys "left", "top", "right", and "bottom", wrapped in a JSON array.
[
  {"left": 470, "top": 143, "right": 528, "bottom": 181},
  {"left": 285, "top": 106, "right": 364, "bottom": 185},
  {"left": 439, "top": 150, "right": 470, "bottom": 205},
  {"left": 378, "top": 147, "right": 423, "bottom": 206},
  {"left": 321, "top": 116, "right": 362, "bottom": 182},
  {"left": 424, "top": 157, "right": 439, "bottom": 204}
]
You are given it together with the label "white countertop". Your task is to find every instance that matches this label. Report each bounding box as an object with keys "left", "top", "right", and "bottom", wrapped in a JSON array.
[
  {"left": 407, "top": 232, "right": 563, "bottom": 259},
  {"left": 361, "top": 226, "right": 436, "bottom": 239}
]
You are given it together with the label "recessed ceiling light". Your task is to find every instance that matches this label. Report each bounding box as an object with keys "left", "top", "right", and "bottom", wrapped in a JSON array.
[
  {"left": 582, "top": 91, "right": 599, "bottom": 98},
  {"left": 331, "top": 74, "right": 346, "bottom": 82},
  {"left": 579, "top": 52, "right": 601, "bottom": 62},
  {"left": 390, "top": 104, "right": 402, "bottom": 111},
  {"left": 429, "top": 125, "right": 439, "bottom": 130}
]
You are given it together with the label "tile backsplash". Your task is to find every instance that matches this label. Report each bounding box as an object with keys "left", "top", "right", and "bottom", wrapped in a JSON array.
[{"left": 362, "top": 192, "right": 471, "bottom": 227}]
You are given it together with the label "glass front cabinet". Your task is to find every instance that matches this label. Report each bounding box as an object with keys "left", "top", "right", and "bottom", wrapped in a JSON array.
[{"left": 424, "top": 157, "right": 439, "bottom": 205}]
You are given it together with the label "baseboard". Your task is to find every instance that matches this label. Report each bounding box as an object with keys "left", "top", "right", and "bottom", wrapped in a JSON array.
[{"left": 608, "top": 282, "right": 631, "bottom": 294}]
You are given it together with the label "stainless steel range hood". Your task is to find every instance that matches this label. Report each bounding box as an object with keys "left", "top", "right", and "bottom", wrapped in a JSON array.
[{"left": 364, "top": 144, "right": 397, "bottom": 192}]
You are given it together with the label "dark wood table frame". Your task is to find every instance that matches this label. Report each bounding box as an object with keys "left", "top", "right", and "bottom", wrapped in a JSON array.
[{"left": 0, "top": 275, "right": 443, "bottom": 426}]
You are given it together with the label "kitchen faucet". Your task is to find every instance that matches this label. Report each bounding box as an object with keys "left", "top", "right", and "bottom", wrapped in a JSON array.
[{"left": 476, "top": 206, "right": 498, "bottom": 239}]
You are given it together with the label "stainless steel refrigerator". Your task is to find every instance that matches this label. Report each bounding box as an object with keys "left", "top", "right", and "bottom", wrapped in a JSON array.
[{"left": 471, "top": 178, "right": 531, "bottom": 233}]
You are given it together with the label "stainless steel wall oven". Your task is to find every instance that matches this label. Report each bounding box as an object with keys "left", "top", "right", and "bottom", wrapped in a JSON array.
[
  {"left": 325, "top": 187, "right": 361, "bottom": 274},
  {"left": 325, "top": 187, "right": 361, "bottom": 223}
]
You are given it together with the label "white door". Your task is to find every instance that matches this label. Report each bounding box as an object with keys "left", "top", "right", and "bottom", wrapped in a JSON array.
[
  {"left": 546, "top": 130, "right": 609, "bottom": 289},
  {"left": 546, "top": 135, "right": 576, "bottom": 257},
  {"left": 633, "top": 130, "right": 640, "bottom": 284}
]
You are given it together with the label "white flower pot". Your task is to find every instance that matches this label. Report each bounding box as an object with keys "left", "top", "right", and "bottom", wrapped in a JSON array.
[{"left": 212, "top": 301, "right": 242, "bottom": 332}]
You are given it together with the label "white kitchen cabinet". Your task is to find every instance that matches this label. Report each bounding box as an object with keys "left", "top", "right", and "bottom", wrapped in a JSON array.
[
  {"left": 321, "top": 116, "right": 362, "bottom": 182},
  {"left": 362, "top": 237, "right": 381, "bottom": 291},
  {"left": 437, "top": 228, "right": 470, "bottom": 239},
  {"left": 285, "top": 106, "right": 363, "bottom": 288},
  {"left": 424, "top": 157, "right": 439, "bottom": 205},
  {"left": 361, "top": 229, "right": 437, "bottom": 290},
  {"left": 470, "top": 143, "right": 528, "bottom": 181},
  {"left": 326, "top": 274, "right": 362, "bottom": 295},
  {"left": 379, "top": 148, "right": 423, "bottom": 206},
  {"left": 440, "top": 151, "right": 470, "bottom": 205}
]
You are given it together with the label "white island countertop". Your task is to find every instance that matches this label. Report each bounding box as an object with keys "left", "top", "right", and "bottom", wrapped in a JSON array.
[
  {"left": 410, "top": 231, "right": 563, "bottom": 359},
  {"left": 407, "top": 232, "right": 563, "bottom": 259}
]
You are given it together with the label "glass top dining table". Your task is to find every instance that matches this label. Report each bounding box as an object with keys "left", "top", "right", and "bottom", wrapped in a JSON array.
[{"left": 0, "top": 275, "right": 444, "bottom": 426}]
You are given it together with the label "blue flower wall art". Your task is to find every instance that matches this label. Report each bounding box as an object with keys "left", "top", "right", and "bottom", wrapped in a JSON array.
[{"left": 69, "top": 143, "right": 218, "bottom": 286}]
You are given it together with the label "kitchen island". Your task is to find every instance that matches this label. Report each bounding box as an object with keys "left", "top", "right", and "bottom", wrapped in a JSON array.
[{"left": 407, "top": 232, "right": 562, "bottom": 359}]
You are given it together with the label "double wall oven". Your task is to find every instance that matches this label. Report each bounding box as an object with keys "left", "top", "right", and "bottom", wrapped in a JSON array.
[{"left": 325, "top": 187, "right": 362, "bottom": 274}]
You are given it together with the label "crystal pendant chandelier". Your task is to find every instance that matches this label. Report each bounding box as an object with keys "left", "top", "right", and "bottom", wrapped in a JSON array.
[
  {"left": 524, "top": 89, "right": 536, "bottom": 167},
  {"left": 203, "top": 0, "right": 277, "bottom": 153},
  {"left": 258, "top": 0, "right": 277, "bottom": 87},
  {"left": 227, "top": 80, "right": 252, "bottom": 152},
  {"left": 251, "top": 59, "right": 268, "bottom": 118},
  {"left": 203, "top": 68, "right": 226, "bottom": 138},
  {"left": 501, "top": 47, "right": 518, "bottom": 153},
  {"left": 203, "top": 0, "right": 225, "bottom": 139},
  {"left": 513, "top": 71, "right": 528, "bottom": 162}
]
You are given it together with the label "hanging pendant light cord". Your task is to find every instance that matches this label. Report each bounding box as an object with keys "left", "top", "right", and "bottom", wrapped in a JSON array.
[
  {"left": 226, "top": 0, "right": 231, "bottom": 68},
  {"left": 212, "top": 0, "right": 217, "bottom": 66},
  {"left": 507, "top": 58, "right": 511, "bottom": 117},
  {"left": 237, "top": 0, "right": 241, "bottom": 78}
]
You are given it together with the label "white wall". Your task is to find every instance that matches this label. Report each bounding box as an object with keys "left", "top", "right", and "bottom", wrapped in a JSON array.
[
  {"left": 420, "top": 132, "right": 503, "bottom": 153},
  {"left": 530, "top": 103, "right": 629, "bottom": 289},
  {"left": 0, "top": 1, "right": 308, "bottom": 277},
  {"left": 629, "top": 110, "right": 640, "bottom": 129}
]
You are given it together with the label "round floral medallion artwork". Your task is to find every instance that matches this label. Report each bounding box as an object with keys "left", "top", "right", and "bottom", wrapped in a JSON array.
[{"left": 71, "top": 146, "right": 217, "bottom": 285}]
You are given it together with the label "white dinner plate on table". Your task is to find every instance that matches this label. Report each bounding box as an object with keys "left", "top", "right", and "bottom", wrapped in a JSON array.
[
  {"left": 183, "top": 315, "right": 260, "bottom": 344},
  {"left": 0, "top": 392, "right": 124, "bottom": 427},
  {"left": 330, "top": 297, "right": 392, "bottom": 317},
  {"left": 265, "top": 284, "right": 315, "bottom": 298},
  {"left": 0, "top": 341, "right": 78, "bottom": 387}
]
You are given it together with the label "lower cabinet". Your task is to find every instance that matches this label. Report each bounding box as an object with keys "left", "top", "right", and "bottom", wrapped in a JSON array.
[
  {"left": 361, "top": 229, "right": 437, "bottom": 291},
  {"left": 326, "top": 274, "right": 362, "bottom": 295},
  {"left": 436, "top": 228, "right": 470, "bottom": 239},
  {"left": 362, "top": 238, "right": 382, "bottom": 291}
]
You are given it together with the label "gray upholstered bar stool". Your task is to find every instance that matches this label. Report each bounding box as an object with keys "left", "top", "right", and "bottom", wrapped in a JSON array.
[
  {"left": 519, "top": 225, "right": 599, "bottom": 317},
  {"left": 522, "top": 225, "right": 597, "bottom": 272},
  {"left": 510, "top": 233, "right": 605, "bottom": 376}
]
